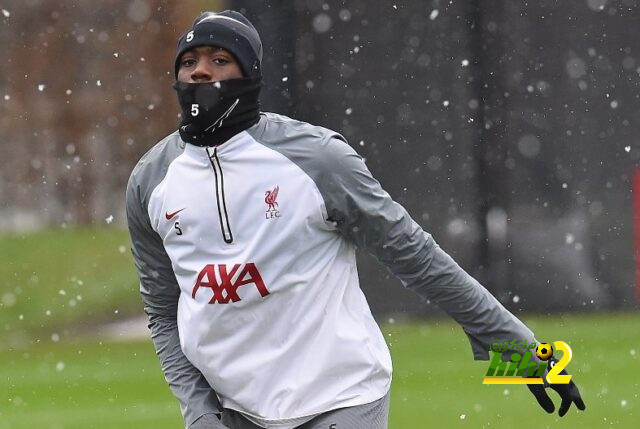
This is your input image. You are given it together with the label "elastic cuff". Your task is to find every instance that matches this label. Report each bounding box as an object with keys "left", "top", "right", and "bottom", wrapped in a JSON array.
[{"left": 188, "top": 412, "right": 221, "bottom": 428}]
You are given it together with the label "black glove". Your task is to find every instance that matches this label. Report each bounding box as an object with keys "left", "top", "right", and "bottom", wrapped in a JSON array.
[{"left": 527, "top": 358, "right": 586, "bottom": 417}]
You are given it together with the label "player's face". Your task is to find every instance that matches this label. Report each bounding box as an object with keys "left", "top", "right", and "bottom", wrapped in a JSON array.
[{"left": 177, "top": 46, "right": 243, "bottom": 83}]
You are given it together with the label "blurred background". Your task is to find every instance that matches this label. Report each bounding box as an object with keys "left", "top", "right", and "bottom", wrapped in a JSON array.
[{"left": 0, "top": 1, "right": 638, "bottom": 428}]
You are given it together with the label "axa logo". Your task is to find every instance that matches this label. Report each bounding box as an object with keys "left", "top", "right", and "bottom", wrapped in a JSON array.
[
  {"left": 264, "top": 185, "right": 281, "bottom": 219},
  {"left": 192, "top": 263, "right": 270, "bottom": 304}
]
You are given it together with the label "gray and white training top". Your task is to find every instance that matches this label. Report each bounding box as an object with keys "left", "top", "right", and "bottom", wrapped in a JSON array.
[{"left": 126, "top": 112, "right": 537, "bottom": 428}]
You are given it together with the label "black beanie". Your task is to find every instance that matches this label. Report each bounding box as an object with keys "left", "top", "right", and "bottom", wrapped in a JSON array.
[{"left": 175, "top": 10, "right": 263, "bottom": 79}]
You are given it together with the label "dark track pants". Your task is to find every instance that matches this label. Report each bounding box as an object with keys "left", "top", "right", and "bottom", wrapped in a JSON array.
[{"left": 221, "top": 391, "right": 390, "bottom": 429}]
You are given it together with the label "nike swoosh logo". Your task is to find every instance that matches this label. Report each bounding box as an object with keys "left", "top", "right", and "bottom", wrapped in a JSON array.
[{"left": 165, "top": 208, "right": 185, "bottom": 220}]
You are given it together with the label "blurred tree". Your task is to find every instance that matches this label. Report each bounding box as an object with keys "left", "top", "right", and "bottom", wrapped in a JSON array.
[
  {"left": 1, "top": 0, "right": 637, "bottom": 311},
  {"left": 0, "top": 0, "right": 215, "bottom": 228}
]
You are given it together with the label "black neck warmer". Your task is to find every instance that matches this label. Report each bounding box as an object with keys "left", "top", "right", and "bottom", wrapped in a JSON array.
[{"left": 173, "top": 77, "right": 261, "bottom": 147}]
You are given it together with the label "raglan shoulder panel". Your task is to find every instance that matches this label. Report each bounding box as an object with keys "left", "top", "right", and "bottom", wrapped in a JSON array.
[
  {"left": 125, "top": 132, "right": 221, "bottom": 427},
  {"left": 245, "top": 112, "right": 354, "bottom": 222},
  {"left": 126, "top": 131, "right": 187, "bottom": 317},
  {"left": 127, "top": 131, "right": 186, "bottom": 210},
  {"left": 126, "top": 130, "right": 185, "bottom": 308}
]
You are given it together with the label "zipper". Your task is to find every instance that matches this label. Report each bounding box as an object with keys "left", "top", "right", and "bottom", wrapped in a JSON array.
[{"left": 206, "top": 147, "right": 233, "bottom": 244}]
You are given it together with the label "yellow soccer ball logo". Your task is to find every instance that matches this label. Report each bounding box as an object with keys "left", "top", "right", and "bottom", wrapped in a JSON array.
[{"left": 536, "top": 343, "right": 553, "bottom": 360}]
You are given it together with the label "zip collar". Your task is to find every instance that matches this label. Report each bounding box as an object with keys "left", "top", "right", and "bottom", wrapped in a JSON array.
[{"left": 183, "top": 129, "right": 250, "bottom": 161}]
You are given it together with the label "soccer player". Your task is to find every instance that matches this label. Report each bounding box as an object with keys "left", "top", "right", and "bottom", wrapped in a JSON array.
[{"left": 126, "top": 10, "right": 585, "bottom": 429}]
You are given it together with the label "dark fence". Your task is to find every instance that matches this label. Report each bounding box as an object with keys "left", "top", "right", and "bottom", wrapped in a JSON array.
[
  {"left": 0, "top": 0, "right": 637, "bottom": 314},
  {"left": 231, "top": 0, "right": 640, "bottom": 314},
  {"left": 0, "top": 0, "right": 207, "bottom": 227}
]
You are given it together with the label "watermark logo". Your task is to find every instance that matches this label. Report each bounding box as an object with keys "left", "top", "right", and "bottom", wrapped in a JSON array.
[
  {"left": 482, "top": 340, "right": 573, "bottom": 385},
  {"left": 490, "top": 339, "right": 538, "bottom": 352}
]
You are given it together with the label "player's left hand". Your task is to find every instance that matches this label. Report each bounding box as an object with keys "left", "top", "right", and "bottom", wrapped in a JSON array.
[{"left": 527, "top": 358, "right": 586, "bottom": 417}]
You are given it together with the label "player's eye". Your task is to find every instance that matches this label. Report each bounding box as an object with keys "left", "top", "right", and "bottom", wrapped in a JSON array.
[
  {"left": 181, "top": 58, "right": 196, "bottom": 67},
  {"left": 212, "top": 57, "right": 230, "bottom": 65}
]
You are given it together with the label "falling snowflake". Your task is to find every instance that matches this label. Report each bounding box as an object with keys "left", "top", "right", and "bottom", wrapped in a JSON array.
[
  {"left": 37, "top": 84, "right": 46, "bottom": 92},
  {"left": 430, "top": 9, "right": 439, "bottom": 20},
  {"left": 2, "top": 293, "right": 16, "bottom": 307},
  {"left": 2, "top": 9, "right": 10, "bottom": 17},
  {"left": 105, "top": 215, "right": 114, "bottom": 224},
  {"left": 312, "top": 13, "right": 332, "bottom": 33},
  {"left": 587, "top": 0, "right": 608, "bottom": 12}
]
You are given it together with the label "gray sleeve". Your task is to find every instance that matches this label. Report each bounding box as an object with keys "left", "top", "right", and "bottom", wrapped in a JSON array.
[
  {"left": 315, "top": 137, "right": 537, "bottom": 360},
  {"left": 126, "top": 172, "right": 222, "bottom": 427}
]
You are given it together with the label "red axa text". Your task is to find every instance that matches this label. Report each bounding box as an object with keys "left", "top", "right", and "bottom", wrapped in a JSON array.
[{"left": 192, "top": 263, "right": 270, "bottom": 304}]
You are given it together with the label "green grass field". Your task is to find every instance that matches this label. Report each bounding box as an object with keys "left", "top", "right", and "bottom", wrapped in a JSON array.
[
  {"left": 0, "top": 228, "right": 139, "bottom": 342},
  {"left": 0, "top": 313, "right": 637, "bottom": 428},
  {"left": 0, "top": 229, "right": 637, "bottom": 428}
]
